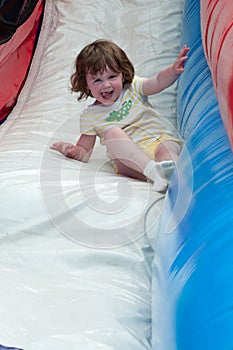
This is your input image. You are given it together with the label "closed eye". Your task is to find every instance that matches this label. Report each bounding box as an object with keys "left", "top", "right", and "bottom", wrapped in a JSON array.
[{"left": 109, "top": 75, "right": 117, "bottom": 79}]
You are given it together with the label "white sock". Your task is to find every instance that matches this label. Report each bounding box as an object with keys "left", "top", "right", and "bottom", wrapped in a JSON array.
[
  {"left": 143, "top": 160, "right": 175, "bottom": 192},
  {"left": 157, "top": 160, "right": 175, "bottom": 181}
]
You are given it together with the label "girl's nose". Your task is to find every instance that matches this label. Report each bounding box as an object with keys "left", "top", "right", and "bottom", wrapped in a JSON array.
[{"left": 102, "top": 80, "right": 111, "bottom": 89}]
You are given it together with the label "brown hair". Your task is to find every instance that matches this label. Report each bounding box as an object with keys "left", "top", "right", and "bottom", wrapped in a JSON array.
[{"left": 70, "top": 39, "right": 135, "bottom": 101}]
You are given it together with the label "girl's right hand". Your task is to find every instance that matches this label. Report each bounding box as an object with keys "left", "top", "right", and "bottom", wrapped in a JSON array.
[{"left": 50, "top": 142, "right": 80, "bottom": 159}]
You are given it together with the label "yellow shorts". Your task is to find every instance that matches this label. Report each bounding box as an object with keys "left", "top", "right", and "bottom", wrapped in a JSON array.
[
  {"left": 138, "top": 134, "right": 181, "bottom": 160},
  {"left": 111, "top": 135, "right": 181, "bottom": 174}
]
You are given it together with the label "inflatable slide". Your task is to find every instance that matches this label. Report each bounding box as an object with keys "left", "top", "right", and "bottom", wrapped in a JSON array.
[
  {"left": 152, "top": 0, "right": 233, "bottom": 349},
  {"left": 0, "top": 0, "right": 233, "bottom": 349}
]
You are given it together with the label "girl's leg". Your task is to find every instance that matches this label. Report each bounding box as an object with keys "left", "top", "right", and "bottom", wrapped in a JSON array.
[
  {"left": 104, "top": 127, "right": 173, "bottom": 191},
  {"left": 112, "top": 159, "right": 147, "bottom": 181},
  {"left": 104, "top": 126, "right": 151, "bottom": 174},
  {"left": 155, "top": 140, "right": 181, "bottom": 163}
]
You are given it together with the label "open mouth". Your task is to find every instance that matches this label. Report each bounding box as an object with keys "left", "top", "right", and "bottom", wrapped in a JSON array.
[{"left": 101, "top": 91, "right": 113, "bottom": 99}]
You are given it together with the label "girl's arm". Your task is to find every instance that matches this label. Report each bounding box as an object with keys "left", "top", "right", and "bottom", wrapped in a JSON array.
[
  {"left": 142, "top": 45, "right": 190, "bottom": 96},
  {"left": 50, "top": 134, "right": 96, "bottom": 162}
]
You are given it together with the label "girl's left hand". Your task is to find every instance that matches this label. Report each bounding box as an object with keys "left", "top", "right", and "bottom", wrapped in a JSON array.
[{"left": 173, "top": 45, "right": 190, "bottom": 73}]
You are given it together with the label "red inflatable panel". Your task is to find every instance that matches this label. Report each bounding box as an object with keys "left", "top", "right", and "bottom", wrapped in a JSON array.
[
  {"left": 201, "top": 0, "right": 233, "bottom": 149},
  {"left": 0, "top": 0, "right": 44, "bottom": 124}
]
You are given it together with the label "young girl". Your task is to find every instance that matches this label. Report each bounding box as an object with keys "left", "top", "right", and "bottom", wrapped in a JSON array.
[{"left": 51, "top": 39, "right": 190, "bottom": 191}]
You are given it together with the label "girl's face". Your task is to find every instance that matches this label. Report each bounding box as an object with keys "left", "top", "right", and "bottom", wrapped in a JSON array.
[{"left": 86, "top": 66, "right": 123, "bottom": 106}]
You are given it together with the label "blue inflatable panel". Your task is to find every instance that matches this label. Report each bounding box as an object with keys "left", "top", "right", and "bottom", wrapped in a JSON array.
[{"left": 152, "top": 0, "right": 233, "bottom": 349}]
